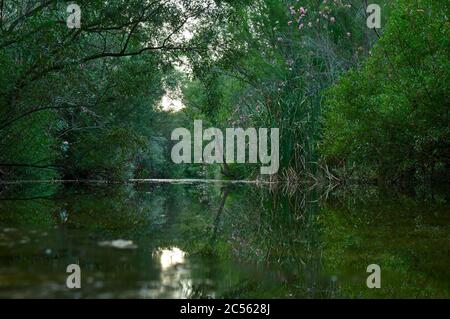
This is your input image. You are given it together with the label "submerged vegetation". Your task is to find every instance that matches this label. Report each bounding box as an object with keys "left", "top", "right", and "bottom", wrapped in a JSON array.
[{"left": 0, "top": 0, "right": 448, "bottom": 185}]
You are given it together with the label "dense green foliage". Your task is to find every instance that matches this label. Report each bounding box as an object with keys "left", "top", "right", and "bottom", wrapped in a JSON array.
[
  {"left": 0, "top": 0, "right": 448, "bottom": 184},
  {"left": 183, "top": 0, "right": 389, "bottom": 179},
  {"left": 0, "top": 0, "right": 225, "bottom": 181},
  {"left": 1, "top": 0, "right": 449, "bottom": 301},
  {"left": 321, "top": 0, "right": 450, "bottom": 183}
]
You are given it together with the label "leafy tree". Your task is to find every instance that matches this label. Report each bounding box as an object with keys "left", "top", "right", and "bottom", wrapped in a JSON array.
[
  {"left": 0, "top": 0, "right": 225, "bottom": 180},
  {"left": 321, "top": 0, "right": 450, "bottom": 183}
]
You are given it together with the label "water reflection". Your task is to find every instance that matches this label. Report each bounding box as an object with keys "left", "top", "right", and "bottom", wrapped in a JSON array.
[
  {"left": 148, "top": 247, "right": 193, "bottom": 298},
  {"left": 0, "top": 183, "right": 449, "bottom": 298},
  {"left": 156, "top": 247, "right": 186, "bottom": 270}
]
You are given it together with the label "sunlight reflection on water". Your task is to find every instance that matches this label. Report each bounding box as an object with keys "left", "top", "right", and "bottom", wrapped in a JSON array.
[
  {"left": 157, "top": 247, "right": 186, "bottom": 270},
  {"left": 144, "top": 247, "right": 193, "bottom": 298}
]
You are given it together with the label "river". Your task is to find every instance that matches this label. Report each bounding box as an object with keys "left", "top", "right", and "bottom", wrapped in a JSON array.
[{"left": 0, "top": 182, "right": 449, "bottom": 298}]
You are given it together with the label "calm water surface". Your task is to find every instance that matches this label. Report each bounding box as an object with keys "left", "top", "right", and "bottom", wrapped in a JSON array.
[{"left": 0, "top": 183, "right": 449, "bottom": 298}]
